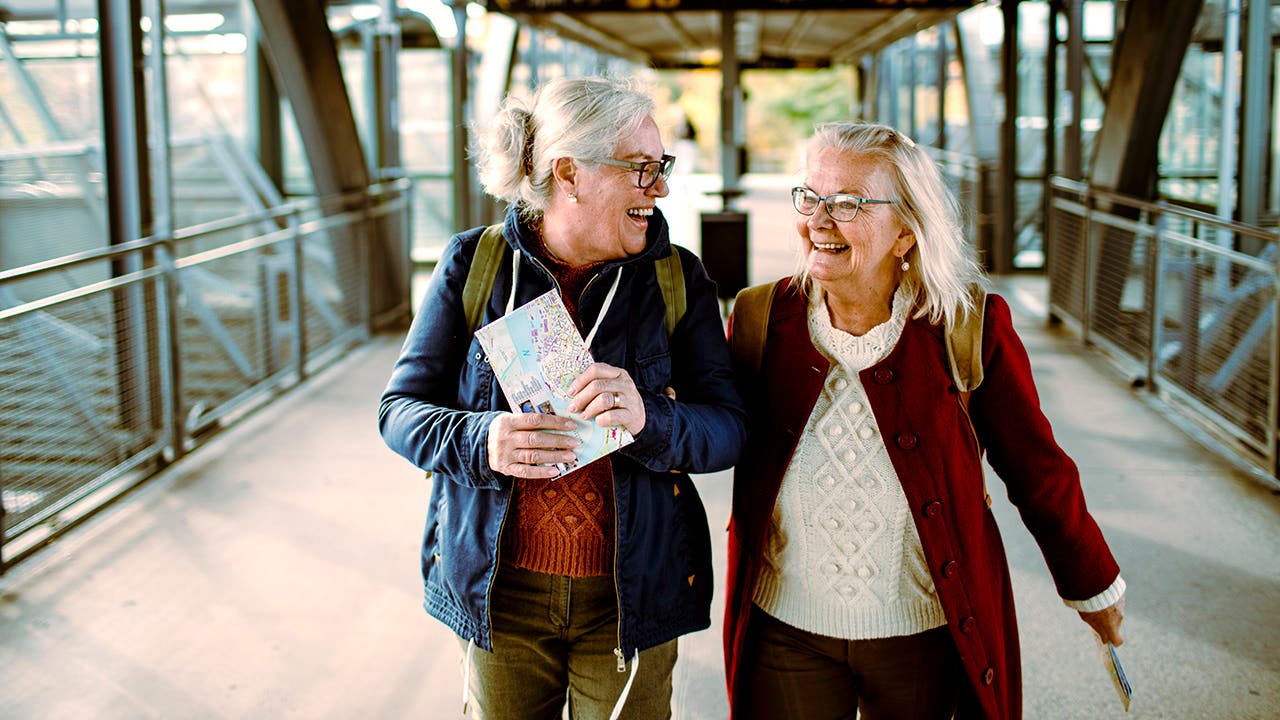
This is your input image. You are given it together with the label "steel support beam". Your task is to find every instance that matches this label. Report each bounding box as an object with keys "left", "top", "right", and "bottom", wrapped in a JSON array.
[
  {"left": 1063, "top": 0, "right": 1083, "bottom": 180},
  {"left": 252, "top": 0, "right": 369, "bottom": 196},
  {"left": 995, "top": 0, "right": 1017, "bottom": 273},
  {"left": 1086, "top": 0, "right": 1202, "bottom": 345},
  {"left": 719, "top": 4, "right": 742, "bottom": 197},
  {"left": 246, "top": 1, "right": 283, "bottom": 192},
  {"left": 1043, "top": 1, "right": 1058, "bottom": 270},
  {"left": 251, "top": 0, "right": 407, "bottom": 328},
  {"left": 1089, "top": 0, "right": 1202, "bottom": 196},
  {"left": 1239, "top": 0, "right": 1271, "bottom": 230},
  {"left": 374, "top": 0, "right": 402, "bottom": 178},
  {"left": 99, "top": 0, "right": 156, "bottom": 435},
  {"left": 450, "top": 0, "right": 472, "bottom": 230}
]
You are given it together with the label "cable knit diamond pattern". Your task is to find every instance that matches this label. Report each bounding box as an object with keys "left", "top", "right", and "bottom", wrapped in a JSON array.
[{"left": 752, "top": 285, "right": 948, "bottom": 639}]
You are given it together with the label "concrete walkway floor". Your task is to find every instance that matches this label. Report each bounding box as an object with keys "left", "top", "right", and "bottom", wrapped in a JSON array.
[{"left": 2, "top": 177, "right": 1278, "bottom": 718}]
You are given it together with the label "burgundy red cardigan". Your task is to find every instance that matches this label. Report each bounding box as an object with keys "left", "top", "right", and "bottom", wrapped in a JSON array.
[{"left": 723, "top": 279, "right": 1121, "bottom": 720}]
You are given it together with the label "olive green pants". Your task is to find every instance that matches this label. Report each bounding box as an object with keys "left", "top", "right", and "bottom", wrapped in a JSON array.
[{"left": 460, "top": 564, "right": 677, "bottom": 720}]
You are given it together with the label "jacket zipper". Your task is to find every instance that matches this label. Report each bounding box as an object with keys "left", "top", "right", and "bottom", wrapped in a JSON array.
[
  {"left": 532, "top": 248, "right": 624, "bottom": 668},
  {"left": 612, "top": 479, "right": 625, "bottom": 671}
]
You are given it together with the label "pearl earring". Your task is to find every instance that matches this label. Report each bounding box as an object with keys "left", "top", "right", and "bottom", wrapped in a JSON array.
[
  {"left": 567, "top": 193, "right": 577, "bottom": 203},
  {"left": 900, "top": 259, "right": 910, "bottom": 272}
]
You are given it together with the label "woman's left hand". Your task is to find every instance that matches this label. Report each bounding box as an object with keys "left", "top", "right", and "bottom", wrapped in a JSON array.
[
  {"left": 1079, "top": 594, "right": 1125, "bottom": 646},
  {"left": 567, "top": 363, "right": 646, "bottom": 435}
]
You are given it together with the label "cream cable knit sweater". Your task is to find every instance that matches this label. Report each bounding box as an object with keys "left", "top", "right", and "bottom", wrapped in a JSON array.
[{"left": 753, "top": 285, "right": 948, "bottom": 640}]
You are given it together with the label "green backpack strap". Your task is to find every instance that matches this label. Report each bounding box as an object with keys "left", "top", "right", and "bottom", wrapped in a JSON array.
[
  {"left": 728, "top": 280, "right": 781, "bottom": 379},
  {"left": 946, "top": 283, "right": 989, "bottom": 505},
  {"left": 462, "top": 224, "right": 506, "bottom": 334},
  {"left": 466, "top": 227, "right": 686, "bottom": 338},
  {"left": 654, "top": 249, "right": 686, "bottom": 337}
]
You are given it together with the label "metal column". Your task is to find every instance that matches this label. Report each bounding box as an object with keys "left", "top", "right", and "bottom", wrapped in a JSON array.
[
  {"left": 99, "top": 0, "right": 155, "bottom": 435},
  {"left": 1239, "top": 0, "right": 1271, "bottom": 231},
  {"left": 1062, "top": 0, "right": 1083, "bottom": 180},
  {"left": 719, "top": 4, "right": 741, "bottom": 194},
  {"left": 450, "top": 0, "right": 472, "bottom": 231},
  {"left": 996, "top": 0, "right": 1018, "bottom": 274}
]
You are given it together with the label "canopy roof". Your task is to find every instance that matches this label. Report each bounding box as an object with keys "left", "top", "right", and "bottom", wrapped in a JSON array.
[{"left": 485, "top": 0, "right": 982, "bottom": 69}]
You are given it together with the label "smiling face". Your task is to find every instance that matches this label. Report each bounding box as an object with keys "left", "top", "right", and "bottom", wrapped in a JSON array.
[
  {"left": 798, "top": 146, "right": 915, "bottom": 301},
  {"left": 559, "top": 116, "right": 669, "bottom": 264}
]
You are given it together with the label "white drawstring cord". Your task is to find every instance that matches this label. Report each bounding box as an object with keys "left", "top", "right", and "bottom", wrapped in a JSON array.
[
  {"left": 503, "top": 248, "right": 622, "bottom": 353},
  {"left": 505, "top": 249, "right": 521, "bottom": 315},
  {"left": 608, "top": 649, "right": 640, "bottom": 720},
  {"left": 582, "top": 268, "right": 622, "bottom": 349},
  {"left": 461, "top": 638, "right": 475, "bottom": 716}
]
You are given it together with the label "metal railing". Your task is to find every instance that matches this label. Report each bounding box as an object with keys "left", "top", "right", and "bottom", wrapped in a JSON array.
[
  {"left": 1046, "top": 176, "right": 1280, "bottom": 483},
  {"left": 0, "top": 179, "right": 412, "bottom": 569}
]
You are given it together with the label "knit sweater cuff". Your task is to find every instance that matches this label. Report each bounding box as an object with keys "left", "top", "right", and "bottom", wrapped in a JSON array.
[{"left": 1063, "top": 575, "right": 1126, "bottom": 612}]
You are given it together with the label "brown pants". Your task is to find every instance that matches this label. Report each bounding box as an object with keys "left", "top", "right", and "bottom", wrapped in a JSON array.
[{"left": 738, "top": 606, "right": 966, "bottom": 720}]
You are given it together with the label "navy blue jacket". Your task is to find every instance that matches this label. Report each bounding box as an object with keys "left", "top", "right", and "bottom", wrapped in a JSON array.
[{"left": 379, "top": 206, "right": 748, "bottom": 656}]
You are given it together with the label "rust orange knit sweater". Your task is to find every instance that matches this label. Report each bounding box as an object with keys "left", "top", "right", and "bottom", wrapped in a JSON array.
[{"left": 501, "top": 247, "right": 614, "bottom": 577}]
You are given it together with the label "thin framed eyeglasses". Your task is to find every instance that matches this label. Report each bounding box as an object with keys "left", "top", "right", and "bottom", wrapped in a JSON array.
[
  {"left": 791, "top": 186, "right": 893, "bottom": 222},
  {"left": 585, "top": 154, "right": 676, "bottom": 188}
]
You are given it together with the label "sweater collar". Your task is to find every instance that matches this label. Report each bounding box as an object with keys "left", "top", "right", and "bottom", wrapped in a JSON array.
[{"left": 809, "top": 283, "right": 912, "bottom": 370}]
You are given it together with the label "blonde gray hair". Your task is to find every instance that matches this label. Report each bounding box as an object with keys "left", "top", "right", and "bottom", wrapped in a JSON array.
[
  {"left": 796, "top": 121, "right": 986, "bottom": 328},
  {"left": 475, "top": 76, "right": 655, "bottom": 220}
]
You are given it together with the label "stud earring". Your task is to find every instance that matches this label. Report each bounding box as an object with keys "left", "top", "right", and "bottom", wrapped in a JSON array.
[
  {"left": 900, "top": 259, "right": 910, "bottom": 272},
  {"left": 567, "top": 193, "right": 577, "bottom": 203}
]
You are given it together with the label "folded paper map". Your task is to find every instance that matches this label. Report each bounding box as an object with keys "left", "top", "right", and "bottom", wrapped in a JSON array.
[
  {"left": 474, "top": 289, "right": 633, "bottom": 478},
  {"left": 1095, "top": 636, "right": 1132, "bottom": 712}
]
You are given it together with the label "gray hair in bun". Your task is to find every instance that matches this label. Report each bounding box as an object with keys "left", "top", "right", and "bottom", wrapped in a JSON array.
[{"left": 475, "top": 76, "right": 655, "bottom": 220}]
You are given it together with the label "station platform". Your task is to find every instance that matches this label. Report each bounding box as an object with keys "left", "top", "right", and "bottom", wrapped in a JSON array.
[{"left": 2, "top": 176, "right": 1279, "bottom": 719}]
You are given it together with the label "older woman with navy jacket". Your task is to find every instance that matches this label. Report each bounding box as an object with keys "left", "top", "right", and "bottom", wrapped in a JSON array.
[
  {"left": 723, "top": 122, "right": 1125, "bottom": 719},
  {"left": 380, "top": 77, "right": 747, "bottom": 719}
]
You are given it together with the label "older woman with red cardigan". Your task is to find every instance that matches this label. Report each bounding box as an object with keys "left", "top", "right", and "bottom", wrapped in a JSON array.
[{"left": 723, "top": 122, "right": 1125, "bottom": 720}]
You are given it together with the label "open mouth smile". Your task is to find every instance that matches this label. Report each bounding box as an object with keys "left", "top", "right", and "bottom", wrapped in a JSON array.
[{"left": 811, "top": 240, "right": 849, "bottom": 253}]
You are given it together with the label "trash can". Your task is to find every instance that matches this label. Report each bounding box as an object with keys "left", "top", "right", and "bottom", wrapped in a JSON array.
[{"left": 700, "top": 210, "right": 749, "bottom": 301}]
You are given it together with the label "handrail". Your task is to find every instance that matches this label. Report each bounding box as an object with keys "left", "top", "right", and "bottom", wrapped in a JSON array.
[
  {"left": 1049, "top": 175, "right": 1280, "bottom": 244},
  {"left": 0, "top": 179, "right": 413, "bottom": 285},
  {"left": 1045, "top": 174, "right": 1280, "bottom": 485}
]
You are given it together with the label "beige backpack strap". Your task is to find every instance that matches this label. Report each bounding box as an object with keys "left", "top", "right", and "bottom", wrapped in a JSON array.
[
  {"left": 655, "top": 249, "right": 686, "bottom": 337},
  {"left": 946, "top": 284, "right": 988, "bottom": 393},
  {"left": 947, "top": 284, "right": 990, "bottom": 505},
  {"left": 462, "top": 224, "right": 506, "bottom": 334},
  {"left": 729, "top": 280, "right": 780, "bottom": 378}
]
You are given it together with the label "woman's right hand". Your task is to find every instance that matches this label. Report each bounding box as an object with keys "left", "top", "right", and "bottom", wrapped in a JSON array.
[
  {"left": 486, "top": 412, "right": 580, "bottom": 479},
  {"left": 1079, "top": 594, "right": 1125, "bottom": 646}
]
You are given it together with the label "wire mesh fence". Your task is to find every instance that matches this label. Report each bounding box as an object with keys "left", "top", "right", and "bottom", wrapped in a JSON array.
[
  {"left": 0, "top": 180, "right": 411, "bottom": 568},
  {"left": 1046, "top": 176, "right": 1280, "bottom": 482}
]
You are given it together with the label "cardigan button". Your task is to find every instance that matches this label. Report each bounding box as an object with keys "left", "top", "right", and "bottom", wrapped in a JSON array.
[
  {"left": 896, "top": 433, "right": 918, "bottom": 450},
  {"left": 924, "top": 501, "right": 942, "bottom": 519},
  {"left": 961, "top": 616, "right": 976, "bottom": 634},
  {"left": 982, "top": 667, "right": 995, "bottom": 686},
  {"left": 942, "top": 560, "right": 959, "bottom": 578},
  {"left": 873, "top": 368, "right": 894, "bottom": 384}
]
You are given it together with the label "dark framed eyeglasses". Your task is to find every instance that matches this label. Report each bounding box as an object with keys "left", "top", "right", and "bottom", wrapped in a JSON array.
[
  {"left": 585, "top": 154, "right": 676, "bottom": 189},
  {"left": 792, "top": 186, "right": 894, "bottom": 222}
]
